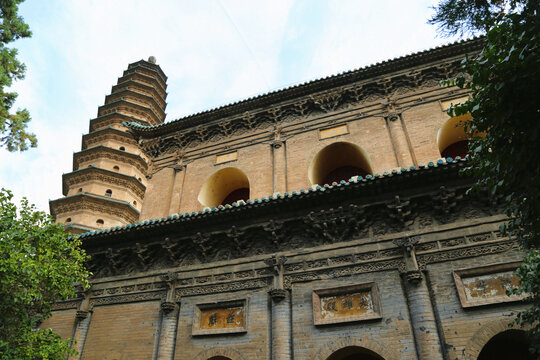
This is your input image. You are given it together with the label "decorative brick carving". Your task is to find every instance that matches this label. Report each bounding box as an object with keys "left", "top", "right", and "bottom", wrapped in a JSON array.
[
  {"left": 192, "top": 299, "right": 247, "bottom": 336},
  {"left": 453, "top": 261, "right": 525, "bottom": 308},
  {"left": 312, "top": 283, "right": 382, "bottom": 326}
]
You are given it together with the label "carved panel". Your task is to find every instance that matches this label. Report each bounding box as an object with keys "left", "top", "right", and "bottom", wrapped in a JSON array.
[
  {"left": 319, "top": 124, "right": 349, "bottom": 140},
  {"left": 215, "top": 151, "right": 238, "bottom": 165},
  {"left": 192, "top": 299, "right": 247, "bottom": 335},
  {"left": 313, "top": 283, "right": 382, "bottom": 325},
  {"left": 453, "top": 261, "right": 526, "bottom": 308}
]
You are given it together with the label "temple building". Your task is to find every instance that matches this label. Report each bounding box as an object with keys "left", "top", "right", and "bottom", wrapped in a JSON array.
[{"left": 45, "top": 38, "right": 531, "bottom": 360}]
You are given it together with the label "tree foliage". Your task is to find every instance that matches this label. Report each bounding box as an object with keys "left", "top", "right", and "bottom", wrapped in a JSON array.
[
  {"left": 0, "top": 0, "right": 36, "bottom": 151},
  {"left": 0, "top": 189, "right": 90, "bottom": 359},
  {"left": 431, "top": 0, "right": 540, "bottom": 353}
]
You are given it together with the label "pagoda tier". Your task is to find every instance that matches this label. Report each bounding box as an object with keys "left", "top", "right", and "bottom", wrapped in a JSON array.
[
  {"left": 82, "top": 127, "right": 138, "bottom": 151},
  {"left": 50, "top": 192, "right": 140, "bottom": 233},
  {"left": 116, "top": 72, "right": 167, "bottom": 100},
  {"left": 50, "top": 57, "right": 167, "bottom": 233},
  {"left": 72, "top": 145, "right": 148, "bottom": 176},
  {"left": 61, "top": 166, "right": 145, "bottom": 208},
  {"left": 111, "top": 79, "right": 166, "bottom": 109},
  {"left": 89, "top": 113, "right": 150, "bottom": 132},
  {"left": 97, "top": 99, "right": 163, "bottom": 125}
]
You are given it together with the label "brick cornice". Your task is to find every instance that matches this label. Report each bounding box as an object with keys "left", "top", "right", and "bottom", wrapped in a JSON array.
[
  {"left": 49, "top": 192, "right": 139, "bottom": 224},
  {"left": 73, "top": 145, "right": 148, "bottom": 173},
  {"left": 62, "top": 166, "right": 146, "bottom": 198},
  {"left": 128, "top": 38, "right": 483, "bottom": 138}
]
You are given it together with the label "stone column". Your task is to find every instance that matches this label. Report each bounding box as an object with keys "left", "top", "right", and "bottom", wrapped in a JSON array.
[
  {"left": 265, "top": 255, "right": 291, "bottom": 360},
  {"left": 156, "top": 272, "right": 180, "bottom": 360},
  {"left": 394, "top": 236, "right": 444, "bottom": 360},
  {"left": 386, "top": 111, "right": 415, "bottom": 168}
]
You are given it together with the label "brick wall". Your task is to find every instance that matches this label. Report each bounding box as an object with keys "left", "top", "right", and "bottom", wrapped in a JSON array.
[
  {"left": 81, "top": 301, "right": 160, "bottom": 360},
  {"left": 40, "top": 309, "right": 76, "bottom": 339}
]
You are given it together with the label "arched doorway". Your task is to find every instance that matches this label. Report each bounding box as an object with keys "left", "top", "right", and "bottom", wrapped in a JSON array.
[
  {"left": 437, "top": 113, "right": 472, "bottom": 158},
  {"left": 198, "top": 167, "right": 250, "bottom": 207},
  {"left": 326, "top": 346, "right": 385, "bottom": 360},
  {"left": 477, "top": 329, "right": 534, "bottom": 360},
  {"left": 309, "top": 142, "right": 373, "bottom": 186}
]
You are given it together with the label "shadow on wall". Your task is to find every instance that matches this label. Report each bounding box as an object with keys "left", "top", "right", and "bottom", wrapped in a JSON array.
[
  {"left": 309, "top": 142, "right": 373, "bottom": 186},
  {"left": 198, "top": 167, "right": 250, "bottom": 208},
  {"left": 478, "top": 329, "right": 534, "bottom": 360},
  {"left": 326, "top": 345, "right": 385, "bottom": 360},
  {"left": 437, "top": 113, "right": 473, "bottom": 159}
]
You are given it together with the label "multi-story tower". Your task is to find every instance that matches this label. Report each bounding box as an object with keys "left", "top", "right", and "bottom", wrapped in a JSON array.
[{"left": 49, "top": 57, "right": 167, "bottom": 233}]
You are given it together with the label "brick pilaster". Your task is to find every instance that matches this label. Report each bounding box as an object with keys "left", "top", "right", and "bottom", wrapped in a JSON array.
[{"left": 270, "top": 289, "right": 292, "bottom": 360}]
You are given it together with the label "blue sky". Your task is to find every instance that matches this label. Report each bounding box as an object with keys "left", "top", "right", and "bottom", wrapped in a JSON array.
[{"left": 0, "top": 0, "right": 458, "bottom": 212}]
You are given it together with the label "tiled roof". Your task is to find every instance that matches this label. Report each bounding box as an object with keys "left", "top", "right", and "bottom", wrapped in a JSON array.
[
  {"left": 124, "top": 37, "right": 483, "bottom": 135},
  {"left": 76, "top": 157, "right": 469, "bottom": 239}
]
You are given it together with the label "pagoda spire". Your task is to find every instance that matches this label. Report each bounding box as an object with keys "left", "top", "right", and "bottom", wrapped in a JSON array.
[{"left": 50, "top": 58, "right": 167, "bottom": 233}]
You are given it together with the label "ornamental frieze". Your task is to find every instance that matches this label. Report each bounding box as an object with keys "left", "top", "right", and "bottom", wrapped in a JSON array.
[
  {"left": 63, "top": 171, "right": 146, "bottom": 199},
  {"left": 137, "top": 59, "right": 463, "bottom": 159},
  {"left": 70, "top": 235, "right": 517, "bottom": 307},
  {"left": 74, "top": 147, "right": 148, "bottom": 173}
]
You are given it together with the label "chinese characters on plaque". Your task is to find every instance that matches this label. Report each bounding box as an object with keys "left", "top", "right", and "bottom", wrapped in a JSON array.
[
  {"left": 199, "top": 306, "right": 243, "bottom": 329},
  {"left": 192, "top": 300, "right": 247, "bottom": 335},
  {"left": 320, "top": 292, "right": 374, "bottom": 319},
  {"left": 453, "top": 262, "right": 526, "bottom": 308},
  {"left": 313, "top": 283, "right": 382, "bottom": 325}
]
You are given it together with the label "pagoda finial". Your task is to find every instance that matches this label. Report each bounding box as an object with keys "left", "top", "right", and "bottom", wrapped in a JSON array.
[{"left": 148, "top": 56, "right": 156, "bottom": 64}]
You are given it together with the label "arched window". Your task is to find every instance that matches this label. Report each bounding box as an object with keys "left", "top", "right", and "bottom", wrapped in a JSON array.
[
  {"left": 309, "top": 142, "right": 373, "bottom": 185},
  {"left": 78, "top": 188, "right": 83, "bottom": 193},
  {"left": 198, "top": 167, "right": 250, "bottom": 207},
  {"left": 437, "top": 113, "right": 472, "bottom": 158},
  {"left": 65, "top": 218, "right": 72, "bottom": 224},
  {"left": 113, "top": 165, "right": 120, "bottom": 171},
  {"left": 105, "top": 189, "right": 112, "bottom": 197},
  {"left": 208, "top": 357, "right": 232, "bottom": 360},
  {"left": 96, "top": 219, "right": 104, "bottom": 227},
  {"left": 478, "top": 329, "right": 534, "bottom": 360},
  {"left": 133, "top": 200, "right": 137, "bottom": 206},
  {"left": 326, "top": 346, "right": 385, "bottom": 360},
  {"left": 119, "top": 146, "right": 125, "bottom": 151}
]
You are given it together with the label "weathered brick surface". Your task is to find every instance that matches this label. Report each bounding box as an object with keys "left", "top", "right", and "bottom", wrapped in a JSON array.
[
  {"left": 427, "top": 251, "right": 528, "bottom": 360},
  {"left": 157, "top": 306, "right": 180, "bottom": 360},
  {"left": 140, "top": 167, "right": 175, "bottom": 219},
  {"left": 174, "top": 290, "right": 270, "bottom": 360},
  {"left": 271, "top": 294, "right": 291, "bottom": 360},
  {"left": 81, "top": 301, "right": 160, "bottom": 360},
  {"left": 401, "top": 99, "right": 451, "bottom": 165},
  {"left": 40, "top": 309, "right": 76, "bottom": 339},
  {"left": 169, "top": 142, "right": 273, "bottom": 214},
  {"left": 292, "top": 272, "right": 417, "bottom": 360}
]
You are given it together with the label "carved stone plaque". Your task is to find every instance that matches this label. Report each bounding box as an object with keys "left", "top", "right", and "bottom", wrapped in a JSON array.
[
  {"left": 215, "top": 151, "right": 238, "bottom": 165},
  {"left": 313, "top": 283, "right": 382, "bottom": 325},
  {"left": 319, "top": 124, "right": 349, "bottom": 140},
  {"left": 453, "top": 261, "right": 526, "bottom": 308},
  {"left": 192, "top": 300, "right": 247, "bottom": 335}
]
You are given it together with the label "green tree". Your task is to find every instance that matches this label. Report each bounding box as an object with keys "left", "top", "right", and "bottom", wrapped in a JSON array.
[
  {"left": 0, "top": 0, "right": 36, "bottom": 151},
  {"left": 430, "top": 0, "right": 540, "bottom": 353},
  {"left": 0, "top": 189, "right": 90, "bottom": 359}
]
